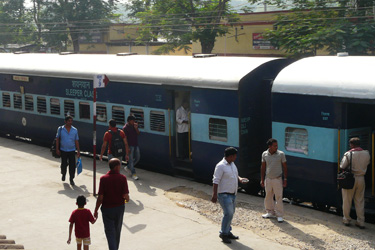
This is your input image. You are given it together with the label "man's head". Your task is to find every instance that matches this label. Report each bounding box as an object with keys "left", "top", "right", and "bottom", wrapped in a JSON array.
[
  {"left": 65, "top": 115, "right": 73, "bottom": 126},
  {"left": 349, "top": 137, "right": 361, "bottom": 148},
  {"left": 109, "top": 119, "right": 117, "bottom": 128},
  {"left": 267, "top": 138, "right": 278, "bottom": 154},
  {"left": 182, "top": 100, "right": 189, "bottom": 109},
  {"left": 109, "top": 158, "right": 121, "bottom": 171},
  {"left": 76, "top": 195, "right": 86, "bottom": 208},
  {"left": 224, "top": 147, "right": 238, "bottom": 163},
  {"left": 127, "top": 115, "right": 136, "bottom": 125}
]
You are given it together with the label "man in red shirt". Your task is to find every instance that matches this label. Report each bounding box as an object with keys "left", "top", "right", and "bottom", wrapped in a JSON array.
[
  {"left": 94, "top": 158, "right": 129, "bottom": 250},
  {"left": 100, "top": 119, "right": 129, "bottom": 162}
]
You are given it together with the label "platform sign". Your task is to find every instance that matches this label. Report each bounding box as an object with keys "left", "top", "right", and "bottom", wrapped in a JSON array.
[{"left": 94, "top": 74, "right": 109, "bottom": 88}]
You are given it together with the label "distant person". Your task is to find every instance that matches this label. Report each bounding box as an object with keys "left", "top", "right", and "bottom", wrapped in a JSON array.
[
  {"left": 67, "top": 195, "right": 96, "bottom": 250},
  {"left": 260, "top": 138, "right": 287, "bottom": 223},
  {"left": 56, "top": 115, "right": 80, "bottom": 186},
  {"left": 123, "top": 115, "right": 141, "bottom": 180},
  {"left": 340, "top": 137, "right": 370, "bottom": 229},
  {"left": 94, "top": 158, "right": 130, "bottom": 250},
  {"left": 176, "top": 100, "right": 189, "bottom": 159},
  {"left": 211, "top": 147, "right": 249, "bottom": 244},
  {"left": 100, "top": 119, "right": 129, "bottom": 162}
]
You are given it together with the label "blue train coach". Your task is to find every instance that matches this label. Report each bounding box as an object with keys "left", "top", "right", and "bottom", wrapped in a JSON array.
[
  {"left": 272, "top": 55, "right": 375, "bottom": 209},
  {"left": 0, "top": 53, "right": 290, "bottom": 185}
]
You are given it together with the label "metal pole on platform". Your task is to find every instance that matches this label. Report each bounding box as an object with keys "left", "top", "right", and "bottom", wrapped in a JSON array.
[{"left": 93, "top": 86, "right": 97, "bottom": 196}]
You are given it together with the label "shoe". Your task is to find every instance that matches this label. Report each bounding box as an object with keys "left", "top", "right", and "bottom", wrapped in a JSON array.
[
  {"left": 124, "top": 166, "right": 129, "bottom": 173},
  {"left": 355, "top": 223, "right": 365, "bottom": 229},
  {"left": 70, "top": 180, "right": 75, "bottom": 186},
  {"left": 277, "top": 217, "right": 284, "bottom": 223},
  {"left": 61, "top": 175, "right": 65, "bottom": 181},
  {"left": 220, "top": 235, "right": 231, "bottom": 244},
  {"left": 343, "top": 221, "right": 350, "bottom": 227},
  {"left": 262, "top": 213, "right": 276, "bottom": 219},
  {"left": 132, "top": 174, "right": 139, "bottom": 180},
  {"left": 228, "top": 232, "right": 239, "bottom": 240}
]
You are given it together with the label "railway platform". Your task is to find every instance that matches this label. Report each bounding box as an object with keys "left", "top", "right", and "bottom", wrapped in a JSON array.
[{"left": 0, "top": 136, "right": 297, "bottom": 250}]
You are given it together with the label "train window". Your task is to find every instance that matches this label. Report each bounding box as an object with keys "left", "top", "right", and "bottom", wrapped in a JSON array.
[
  {"left": 25, "top": 95, "right": 34, "bottom": 111},
  {"left": 150, "top": 111, "right": 165, "bottom": 132},
  {"left": 285, "top": 127, "right": 308, "bottom": 155},
  {"left": 64, "top": 100, "right": 75, "bottom": 118},
  {"left": 37, "top": 97, "right": 47, "bottom": 113},
  {"left": 50, "top": 98, "right": 60, "bottom": 115},
  {"left": 79, "top": 102, "right": 90, "bottom": 119},
  {"left": 209, "top": 118, "right": 227, "bottom": 142},
  {"left": 13, "top": 94, "right": 22, "bottom": 109},
  {"left": 96, "top": 104, "right": 107, "bottom": 122},
  {"left": 112, "top": 106, "right": 125, "bottom": 126},
  {"left": 2, "top": 93, "right": 11, "bottom": 108},
  {"left": 130, "top": 108, "right": 144, "bottom": 129}
]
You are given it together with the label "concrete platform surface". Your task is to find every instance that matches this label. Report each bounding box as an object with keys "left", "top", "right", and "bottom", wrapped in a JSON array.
[{"left": 0, "top": 137, "right": 296, "bottom": 250}]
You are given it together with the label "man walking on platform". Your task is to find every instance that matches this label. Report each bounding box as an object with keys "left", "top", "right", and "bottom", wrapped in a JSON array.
[
  {"left": 261, "top": 138, "right": 287, "bottom": 223},
  {"left": 56, "top": 115, "right": 80, "bottom": 186},
  {"left": 100, "top": 119, "right": 129, "bottom": 162},
  {"left": 123, "top": 115, "right": 141, "bottom": 180}
]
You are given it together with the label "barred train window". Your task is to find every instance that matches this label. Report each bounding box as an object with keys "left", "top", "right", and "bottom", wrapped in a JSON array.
[
  {"left": 50, "top": 98, "right": 60, "bottom": 115},
  {"left": 112, "top": 106, "right": 125, "bottom": 126},
  {"left": 64, "top": 100, "right": 75, "bottom": 118},
  {"left": 285, "top": 127, "right": 308, "bottom": 155},
  {"left": 209, "top": 118, "right": 227, "bottom": 142},
  {"left": 130, "top": 108, "right": 144, "bottom": 129},
  {"left": 150, "top": 111, "right": 165, "bottom": 132},
  {"left": 96, "top": 104, "right": 107, "bottom": 122},
  {"left": 2, "top": 93, "right": 10, "bottom": 108},
  {"left": 37, "top": 97, "right": 47, "bottom": 113},
  {"left": 79, "top": 102, "right": 90, "bottom": 119},
  {"left": 25, "top": 95, "right": 34, "bottom": 111},
  {"left": 14, "top": 94, "right": 22, "bottom": 109}
]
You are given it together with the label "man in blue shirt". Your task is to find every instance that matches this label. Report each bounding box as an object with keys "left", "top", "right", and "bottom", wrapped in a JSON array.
[{"left": 56, "top": 116, "right": 80, "bottom": 186}]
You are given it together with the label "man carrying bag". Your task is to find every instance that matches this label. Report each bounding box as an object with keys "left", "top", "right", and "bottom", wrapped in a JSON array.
[{"left": 339, "top": 137, "right": 370, "bottom": 229}]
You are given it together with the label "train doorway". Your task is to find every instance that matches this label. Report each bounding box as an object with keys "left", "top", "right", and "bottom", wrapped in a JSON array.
[{"left": 172, "top": 91, "right": 193, "bottom": 177}]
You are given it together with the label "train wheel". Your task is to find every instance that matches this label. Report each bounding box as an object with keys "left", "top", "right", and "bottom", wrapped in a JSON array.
[{"left": 312, "top": 203, "right": 329, "bottom": 211}]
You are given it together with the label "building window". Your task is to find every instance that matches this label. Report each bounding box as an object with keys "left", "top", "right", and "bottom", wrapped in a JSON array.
[
  {"left": 112, "top": 106, "right": 125, "bottom": 126},
  {"left": 50, "top": 98, "right": 60, "bottom": 115},
  {"left": 130, "top": 108, "right": 144, "bottom": 129},
  {"left": 209, "top": 118, "right": 227, "bottom": 142},
  {"left": 2, "top": 93, "right": 11, "bottom": 108},
  {"left": 150, "top": 111, "right": 165, "bottom": 132},
  {"left": 37, "top": 97, "right": 47, "bottom": 113},
  {"left": 25, "top": 95, "right": 34, "bottom": 111},
  {"left": 96, "top": 104, "right": 107, "bottom": 122},
  {"left": 79, "top": 102, "right": 90, "bottom": 119},
  {"left": 64, "top": 100, "right": 75, "bottom": 117},
  {"left": 285, "top": 127, "right": 308, "bottom": 155},
  {"left": 13, "top": 94, "right": 22, "bottom": 109}
]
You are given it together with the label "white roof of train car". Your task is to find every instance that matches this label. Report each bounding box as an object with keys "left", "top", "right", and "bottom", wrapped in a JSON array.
[
  {"left": 0, "top": 53, "right": 279, "bottom": 90},
  {"left": 272, "top": 56, "right": 375, "bottom": 99}
]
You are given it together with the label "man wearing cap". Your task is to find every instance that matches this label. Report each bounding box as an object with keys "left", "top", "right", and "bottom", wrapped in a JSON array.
[{"left": 211, "top": 147, "right": 248, "bottom": 244}]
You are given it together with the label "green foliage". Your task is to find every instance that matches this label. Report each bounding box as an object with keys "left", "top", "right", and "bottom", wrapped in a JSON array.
[
  {"left": 252, "top": 0, "right": 375, "bottom": 57},
  {"left": 128, "top": 0, "right": 239, "bottom": 54}
]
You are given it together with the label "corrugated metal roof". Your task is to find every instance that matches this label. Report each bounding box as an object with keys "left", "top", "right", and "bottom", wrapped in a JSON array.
[
  {"left": 273, "top": 56, "right": 375, "bottom": 99},
  {"left": 0, "top": 53, "right": 279, "bottom": 90}
]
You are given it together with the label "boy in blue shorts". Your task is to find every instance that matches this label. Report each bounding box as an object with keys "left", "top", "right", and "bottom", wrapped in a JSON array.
[{"left": 67, "top": 195, "right": 96, "bottom": 250}]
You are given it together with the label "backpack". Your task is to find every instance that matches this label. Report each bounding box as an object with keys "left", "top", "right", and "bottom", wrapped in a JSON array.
[
  {"left": 51, "top": 126, "right": 62, "bottom": 158},
  {"left": 109, "top": 129, "right": 125, "bottom": 157}
]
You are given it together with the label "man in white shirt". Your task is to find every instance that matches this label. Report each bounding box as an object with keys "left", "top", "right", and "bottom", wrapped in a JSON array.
[
  {"left": 211, "top": 147, "right": 248, "bottom": 244},
  {"left": 176, "top": 101, "right": 189, "bottom": 159},
  {"left": 340, "top": 137, "right": 370, "bottom": 229}
]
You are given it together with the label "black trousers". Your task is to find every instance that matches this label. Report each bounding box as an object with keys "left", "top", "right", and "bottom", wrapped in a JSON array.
[
  {"left": 60, "top": 150, "right": 76, "bottom": 181},
  {"left": 177, "top": 132, "right": 189, "bottom": 158}
]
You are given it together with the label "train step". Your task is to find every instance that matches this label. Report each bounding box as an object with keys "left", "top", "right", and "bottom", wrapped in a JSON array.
[
  {"left": 173, "top": 165, "right": 195, "bottom": 180},
  {"left": 0, "top": 235, "right": 25, "bottom": 249}
]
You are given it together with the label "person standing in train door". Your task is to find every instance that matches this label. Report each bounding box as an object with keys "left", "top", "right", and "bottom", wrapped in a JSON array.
[
  {"left": 176, "top": 100, "right": 189, "bottom": 159},
  {"left": 56, "top": 115, "right": 80, "bottom": 186},
  {"left": 260, "top": 138, "right": 288, "bottom": 223},
  {"left": 123, "top": 115, "right": 141, "bottom": 180},
  {"left": 340, "top": 137, "right": 370, "bottom": 229}
]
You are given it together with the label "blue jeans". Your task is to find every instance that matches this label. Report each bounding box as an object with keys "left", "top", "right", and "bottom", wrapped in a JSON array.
[
  {"left": 128, "top": 146, "right": 140, "bottom": 175},
  {"left": 101, "top": 205, "right": 125, "bottom": 250},
  {"left": 218, "top": 193, "right": 236, "bottom": 235}
]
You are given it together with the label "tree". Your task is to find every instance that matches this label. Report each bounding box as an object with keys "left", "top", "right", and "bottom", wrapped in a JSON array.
[
  {"left": 126, "top": 0, "right": 239, "bottom": 54},
  {"left": 249, "top": 0, "right": 375, "bottom": 57}
]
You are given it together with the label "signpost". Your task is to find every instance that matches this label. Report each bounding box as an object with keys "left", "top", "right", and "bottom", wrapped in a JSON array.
[{"left": 93, "top": 74, "right": 109, "bottom": 196}]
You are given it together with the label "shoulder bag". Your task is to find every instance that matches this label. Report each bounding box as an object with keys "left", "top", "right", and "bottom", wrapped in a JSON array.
[{"left": 337, "top": 152, "right": 355, "bottom": 189}]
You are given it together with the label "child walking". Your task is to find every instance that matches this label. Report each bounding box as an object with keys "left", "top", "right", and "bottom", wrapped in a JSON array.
[{"left": 67, "top": 195, "right": 96, "bottom": 250}]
